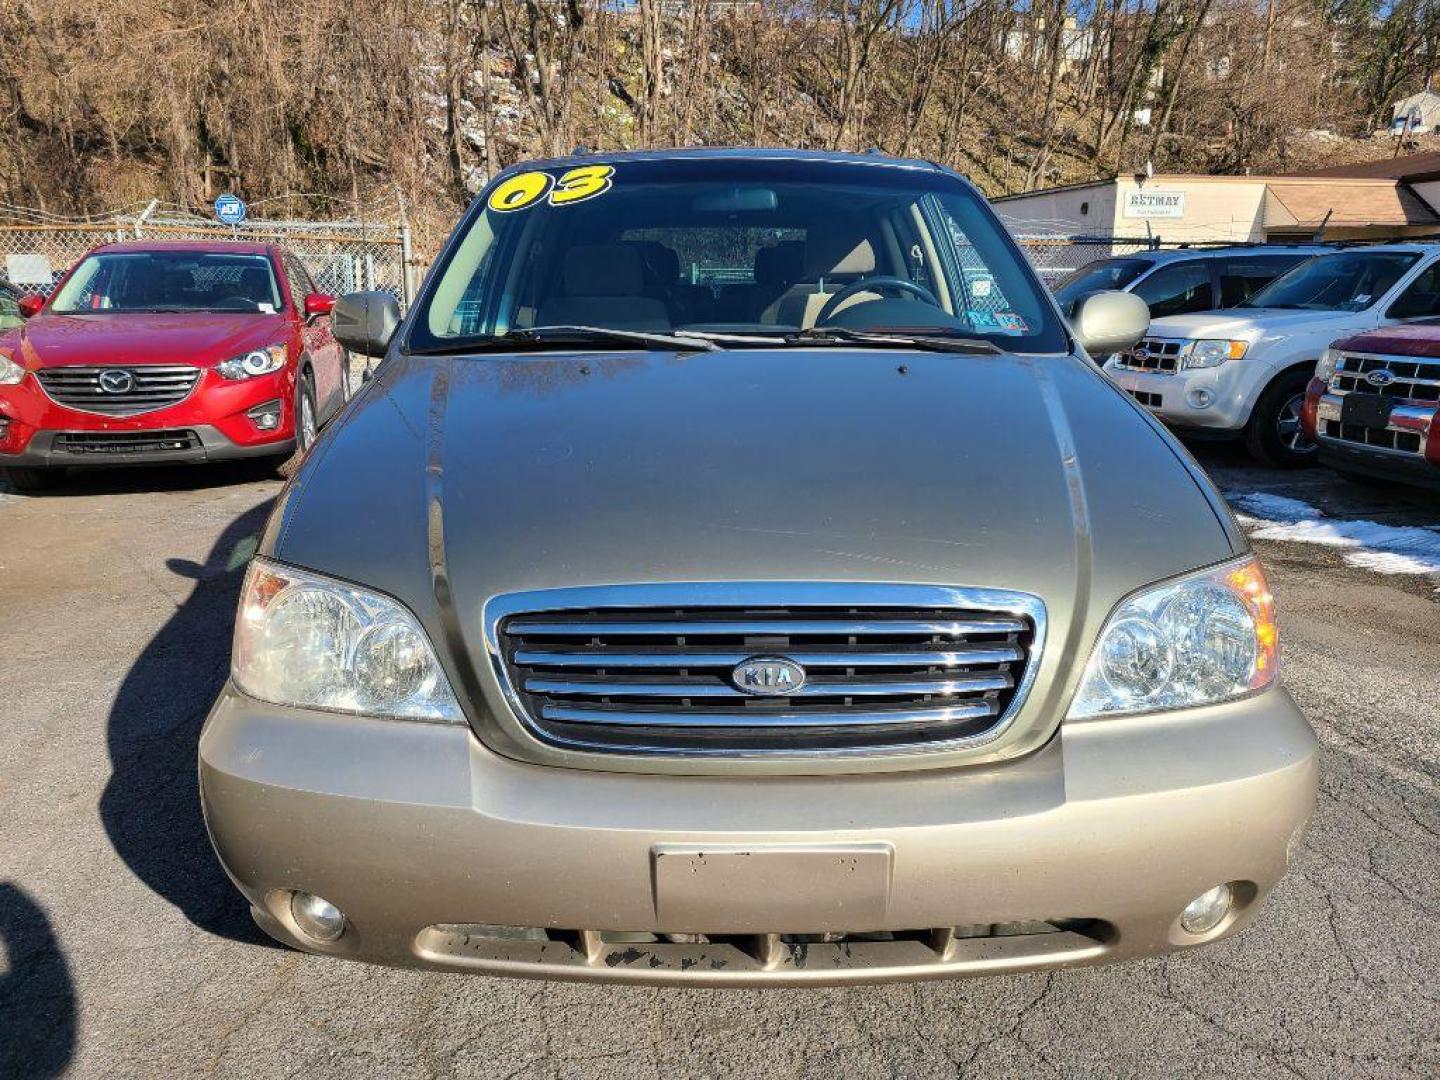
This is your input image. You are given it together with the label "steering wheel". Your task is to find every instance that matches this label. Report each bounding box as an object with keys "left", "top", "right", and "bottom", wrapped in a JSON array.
[{"left": 815, "top": 276, "right": 940, "bottom": 326}]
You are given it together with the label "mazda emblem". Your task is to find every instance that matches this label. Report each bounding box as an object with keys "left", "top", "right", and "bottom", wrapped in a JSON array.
[
  {"left": 98, "top": 369, "right": 135, "bottom": 394},
  {"left": 731, "top": 656, "right": 807, "bottom": 696}
]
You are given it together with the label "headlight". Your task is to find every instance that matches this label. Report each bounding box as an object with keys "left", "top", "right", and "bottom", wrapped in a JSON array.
[
  {"left": 1314, "top": 348, "right": 1339, "bottom": 383},
  {"left": 217, "top": 343, "right": 287, "bottom": 380},
  {"left": 1183, "top": 339, "right": 1247, "bottom": 369},
  {"left": 0, "top": 353, "right": 24, "bottom": 385},
  {"left": 1068, "top": 556, "right": 1277, "bottom": 719},
  {"left": 233, "top": 559, "right": 464, "bottom": 723}
]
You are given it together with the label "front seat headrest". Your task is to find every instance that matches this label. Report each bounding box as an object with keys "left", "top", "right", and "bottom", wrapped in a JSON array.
[
  {"left": 803, "top": 234, "right": 876, "bottom": 278},
  {"left": 563, "top": 245, "right": 645, "bottom": 296}
]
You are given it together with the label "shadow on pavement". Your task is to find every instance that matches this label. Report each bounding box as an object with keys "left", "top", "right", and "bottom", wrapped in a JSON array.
[
  {"left": 0, "top": 459, "right": 280, "bottom": 499},
  {"left": 98, "top": 499, "right": 279, "bottom": 945},
  {"left": 1183, "top": 439, "right": 1440, "bottom": 527},
  {"left": 0, "top": 883, "right": 77, "bottom": 1079}
]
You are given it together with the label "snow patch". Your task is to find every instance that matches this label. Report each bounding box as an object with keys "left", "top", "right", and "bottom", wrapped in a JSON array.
[
  {"left": 1227, "top": 491, "right": 1440, "bottom": 580},
  {"left": 1228, "top": 492, "right": 1321, "bottom": 523}
]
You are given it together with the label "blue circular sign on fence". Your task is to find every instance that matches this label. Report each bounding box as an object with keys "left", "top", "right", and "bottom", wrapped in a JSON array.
[{"left": 214, "top": 193, "right": 247, "bottom": 226}]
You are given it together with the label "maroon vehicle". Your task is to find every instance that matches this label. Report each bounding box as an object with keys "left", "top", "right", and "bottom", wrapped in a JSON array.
[
  {"left": 0, "top": 240, "right": 350, "bottom": 492},
  {"left": 1303, "top": 321, "right": 1440, "bottom": 488}
]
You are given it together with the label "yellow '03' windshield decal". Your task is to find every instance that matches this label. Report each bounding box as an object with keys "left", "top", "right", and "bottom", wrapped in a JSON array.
[{"left": 487, "top": 165, "right": 615, "bottom": 213}]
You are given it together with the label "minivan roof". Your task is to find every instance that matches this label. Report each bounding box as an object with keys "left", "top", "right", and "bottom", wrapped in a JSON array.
[{"left": 490, "top": 146, "right": 948, "bottom": 178}]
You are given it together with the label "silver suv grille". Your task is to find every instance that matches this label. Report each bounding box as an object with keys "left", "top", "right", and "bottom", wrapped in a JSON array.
[
  {"left": 489, "top": 584, "right": 1043, "bottom": 757},
  {"left": 37, "top": 366, "right": 201, "bottom": 416},
  {"left": 1114, "top": 337, "right": 1184, "bottom": 373}
]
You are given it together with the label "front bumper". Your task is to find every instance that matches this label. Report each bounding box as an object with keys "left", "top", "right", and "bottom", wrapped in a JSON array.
[
  {"left": 1106, "top": 357, "right": 1268, "bottom": 434},
  {"left": 1312, "top": 391, "right": 1440, "bottom": 487},
  {"left": 2, "top": 426, "right": 294, "bottom": 468},
  {"left": 200, "top": 684, "right": 1319, "bottom": 986},
  {"left": 0, "top": 366, "right": 295, "bottom": 467}
]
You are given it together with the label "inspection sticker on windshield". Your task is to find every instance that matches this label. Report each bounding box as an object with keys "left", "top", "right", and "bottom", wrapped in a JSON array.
[
  {"left": 487, "top": 165, "right": 616, "bottom": 212},
  {"left": 994, "top": 312, "right": 1028, "bottom": 334}
]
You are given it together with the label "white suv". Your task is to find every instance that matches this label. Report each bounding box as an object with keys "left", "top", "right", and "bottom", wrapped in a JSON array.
[{"left": 1105, "top": 244, "right": 1440, "bottom": 465}]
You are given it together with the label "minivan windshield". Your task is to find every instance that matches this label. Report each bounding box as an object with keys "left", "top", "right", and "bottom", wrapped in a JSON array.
[
  {"left": 1053, "top": 257, "right": 1153, "bottom": 314},
  {"left": 1241, "top": 251, "right": 1419, "bottom": 312},
  {"left": 49, "top": 252, "right": 283, "bottom": 314},
  {"left": 411, "top": 156, "right": 1067, "bottom": 353}
]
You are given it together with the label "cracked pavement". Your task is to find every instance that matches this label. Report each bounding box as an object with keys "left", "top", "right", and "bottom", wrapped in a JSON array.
[{"left": 0, "top": 446, "right": 1436, "bottom": 1079}]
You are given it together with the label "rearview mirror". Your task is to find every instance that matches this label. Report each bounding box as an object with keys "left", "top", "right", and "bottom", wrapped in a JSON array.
[
  {"left": 331, "top": 291, "right": 401, "bottom": 359},
  {"left": 692, "top": 187, "right": 778, "bottom": 213},
  {"left": 17, "top": 294, "right": 44, "bottom": 319},
  {"left": 1071, "top": 290, "right": 1149, "bottom": 358}
]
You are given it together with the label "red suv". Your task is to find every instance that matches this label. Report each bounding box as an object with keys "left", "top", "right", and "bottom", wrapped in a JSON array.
[{"left": 0, "top": 240, "right": 350, "bottom": 492}]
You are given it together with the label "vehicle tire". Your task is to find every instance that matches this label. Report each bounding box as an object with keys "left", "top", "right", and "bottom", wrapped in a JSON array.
[
  {"left": 278, "top": 373, "right": 318, "bottom": 479},
  {"left": 2, "top": 466, "right": 64, "bottom": 493},
  {"left": 1244, "top": 369, "right": 1318, "bottom": 468}
]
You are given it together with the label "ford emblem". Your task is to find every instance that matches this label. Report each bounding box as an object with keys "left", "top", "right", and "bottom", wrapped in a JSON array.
[
  {"left": 1365, "top": 369, "right": 1396, "bottom": 387},
  {"left": 732, "top": 656, "right": 807, "bottom": 696}
]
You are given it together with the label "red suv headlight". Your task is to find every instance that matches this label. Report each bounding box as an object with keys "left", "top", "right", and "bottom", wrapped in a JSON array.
[{"left": 217, "top": 343, "right": 287, "bottom": 380}]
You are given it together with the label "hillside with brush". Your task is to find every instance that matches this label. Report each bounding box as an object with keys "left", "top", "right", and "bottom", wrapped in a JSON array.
[{"left": 2, "top": 0, "right": 1437, "bottom": 253}]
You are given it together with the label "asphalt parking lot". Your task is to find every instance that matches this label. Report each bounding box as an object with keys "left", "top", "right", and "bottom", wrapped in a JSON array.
[{"left": 1, "top": 446, "right": 1436, "bottom": 1079}]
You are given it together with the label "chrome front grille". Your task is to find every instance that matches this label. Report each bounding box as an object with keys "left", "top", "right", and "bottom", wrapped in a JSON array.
[
  {"left": 1318, "top": 352, "right": 1439, "bottom": 458},
  {"left": 489, "top": 584, "right": 1043, "bottom": 757},
  {"left": 1330, "top": 352, "right": 1440, "bottom": 403},
  {"left": 37, "top": 365, "right": 201, "bottom": 416},
  {"left": 1115, "top": 337, "right": 1184, "bottom": 373}
]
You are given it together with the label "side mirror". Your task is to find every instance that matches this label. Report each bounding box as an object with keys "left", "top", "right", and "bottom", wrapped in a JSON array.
[
  {"left": 303, "top": 293, "right": 336, "bottom": 319},
  {"left": 1071, "top": 290, "right": 1149, "bottom": 358},
  {"left": 331, "top": 291, "right": 401, "bottom": 359},
  {"left": 17, "top": 295, "right": 44, "bottom": 319}
]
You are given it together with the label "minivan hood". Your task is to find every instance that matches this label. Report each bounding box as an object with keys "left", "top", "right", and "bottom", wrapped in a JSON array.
[
  {"left": 16, "top": 311, "right": 288, "bottom": 369},
  {"left": 1149, "top": 308, "right": 1361, "bottom": 341},
  {"left": 271, "top": 348, "right": 1238, "bottom": 711}
]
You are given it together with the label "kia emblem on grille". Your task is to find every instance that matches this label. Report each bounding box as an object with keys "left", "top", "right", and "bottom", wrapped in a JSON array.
[
  {"left": 98, "top": 369, "right": 135, "bottom": 394},
  {"left": 1365, "top": 369, "right": 1396, "bottom": 387},
  {"left": 732, "top": 657, "right": 807, "bottom": 696}
]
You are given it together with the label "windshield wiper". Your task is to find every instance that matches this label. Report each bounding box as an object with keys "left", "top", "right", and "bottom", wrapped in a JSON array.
[
  {"left": 783, "top": 327, "right": 1001, "bottom": 354},
  {"left": 410, "top": 325, "right": 720, "bottom": 355}
]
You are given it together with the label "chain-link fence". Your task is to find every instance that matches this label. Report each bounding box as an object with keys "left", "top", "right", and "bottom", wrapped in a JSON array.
[
  {"left": 1009, "top": 233, "right": 1239, "bottom": 287},
  {"left": 0, "top": 203, "right": 415, "bottom": 308}
]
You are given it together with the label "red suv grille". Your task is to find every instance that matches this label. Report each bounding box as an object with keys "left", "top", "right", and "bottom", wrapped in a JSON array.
[{"left": 37, "top": 366, "right": 201, "bottom": 416}]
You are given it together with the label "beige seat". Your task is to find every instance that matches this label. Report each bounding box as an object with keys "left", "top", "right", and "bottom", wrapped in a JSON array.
[
  {"left": 536, "top": 244, "right": 671, "bottom": 332},
  {"left": 761, "top": 235, "right": 881, "bottom": 328}
]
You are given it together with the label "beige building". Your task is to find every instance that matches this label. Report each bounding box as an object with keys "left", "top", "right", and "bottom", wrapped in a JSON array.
[{"left": 994, "top": 166, "right": 1440, "bottom": 243}]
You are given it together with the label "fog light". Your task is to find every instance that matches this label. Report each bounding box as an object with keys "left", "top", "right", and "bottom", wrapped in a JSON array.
[
  {"left": 1187, "top": 388, "right": 1215, "bottom": 409},
  {"left": 1180, "top": 883, "right": 1232, "bottom": 934},
  {"left": 290, "top": 891, "right": 346, "bottom": 942},
  {"left": 247, "top": 400, "right": 283, "bottom": 431}
]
